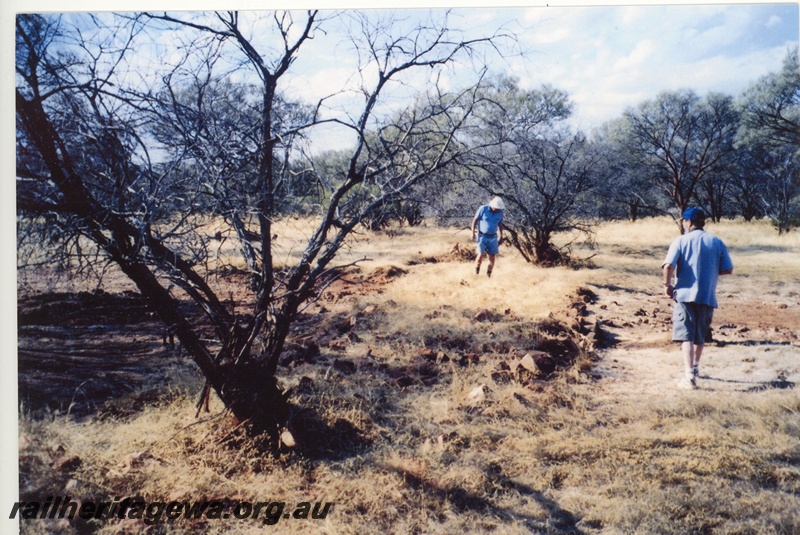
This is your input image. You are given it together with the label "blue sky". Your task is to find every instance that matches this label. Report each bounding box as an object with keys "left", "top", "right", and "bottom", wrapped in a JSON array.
[
  {"left": 4, "top": 2, "right": 798, "bottom": 147},
  {"left": 3, "top": 1, "right": 798, "bottom": 184},
  {"left": 500, "top": 4, "right": 798, "bottom": 131},
  {"left": 273, "top": 3, "right": 798, "bottom": 139},
  {"left": 244, "top": 3, "right": 797, "bottom": 149}
]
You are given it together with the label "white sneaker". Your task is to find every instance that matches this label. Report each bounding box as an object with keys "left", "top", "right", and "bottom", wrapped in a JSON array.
[{"left": 678, "top": 377, "right": 697, "bottom": 390}]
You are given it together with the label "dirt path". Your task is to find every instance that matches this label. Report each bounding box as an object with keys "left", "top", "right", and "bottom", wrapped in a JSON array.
[{"left": 584, "top": 271, "right": 800, "bottom": 402}]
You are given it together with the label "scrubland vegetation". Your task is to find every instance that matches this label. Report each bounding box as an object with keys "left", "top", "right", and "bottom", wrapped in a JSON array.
[
  {"left": 15, "top": 9, "right": 799, "bottom": 534},
  {"left": 18, "top": 217, "right": 800, "bottom": 534}
]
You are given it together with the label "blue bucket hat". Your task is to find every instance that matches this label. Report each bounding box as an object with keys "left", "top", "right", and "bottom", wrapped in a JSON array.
[{"left": 681, "top": 207, "right": 706, "bottom": 222}]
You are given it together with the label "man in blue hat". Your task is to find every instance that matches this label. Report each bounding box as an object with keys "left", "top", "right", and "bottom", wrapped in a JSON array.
[{"left": 662, "top": 207, "right": 734, "bottom": 389}]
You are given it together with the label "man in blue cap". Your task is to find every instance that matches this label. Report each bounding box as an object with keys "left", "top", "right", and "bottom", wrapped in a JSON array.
[{"left": 662, "top": 207, "right": 734, "bottom": 389}]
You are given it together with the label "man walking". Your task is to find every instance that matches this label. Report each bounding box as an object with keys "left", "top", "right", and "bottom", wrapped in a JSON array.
[
  {"left": 472, "top": 196, "right": 505, "bottom": 278},
  {"left": 662, "top": 207, "right": 733, "bottom": 389}
]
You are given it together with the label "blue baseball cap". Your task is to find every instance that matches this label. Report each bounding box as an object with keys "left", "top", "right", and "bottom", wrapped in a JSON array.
[{"left": 681, "top": 207, "right": 706, "bottom": 222}]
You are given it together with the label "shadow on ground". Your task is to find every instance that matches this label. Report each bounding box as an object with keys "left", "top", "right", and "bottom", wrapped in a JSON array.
[{"left": 382, "top": 462, "right": 590, "bottom": 533}]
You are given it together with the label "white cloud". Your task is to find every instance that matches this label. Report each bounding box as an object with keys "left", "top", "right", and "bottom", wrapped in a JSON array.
[
  {"left": 529, "top": 26, "right": 571, "bottom": 45},
  {"left": 612, "top": 39, "right": 655, "bottom": 72},
  {"left": 286, "top": 67, "right": 355, "bottom": 104},
  {"left": 680, "top": 42, "right": 797, "bottom": 96},
  {"left": 619, "top": 6, "right": 645, "bottom": 26},
  {"left": 766, "top": 15, "right": 782, "bottom": 28},
  {"left": 496, "top": 4, "right": 797, "bottom": 133},
  {"left": 680, "top": 8, "right": 751, "bottom": 56}
]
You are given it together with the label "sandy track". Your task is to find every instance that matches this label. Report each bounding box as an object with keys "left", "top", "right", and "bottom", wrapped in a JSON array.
[{"left": 584, "top": 269, "right": 800, "bottom": 401}]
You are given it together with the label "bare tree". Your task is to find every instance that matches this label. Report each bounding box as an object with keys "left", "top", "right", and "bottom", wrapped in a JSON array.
[
  {"left": 738, "top": 47, "right": 800, "bottom": 151},
  {"left": 16, "top": 11, "right": 503, "bottom": 445},
  {"left": 466, "top": 77, "right": 600, "bottom": 265},
  {"left": 589, "top": 119, "right": 666, "bottom": 222},
  {"left": 737, "top": 47, "right": 800, "bottom": 233},
  {"left": 494, "top": 134, "right": 601, "bottom": 265},
  {"left": 618, "top": 90, "right": 739, "bottom": 229}
]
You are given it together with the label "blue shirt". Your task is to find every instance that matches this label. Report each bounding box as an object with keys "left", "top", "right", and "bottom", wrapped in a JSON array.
[
  {"left": 663, "top": 229, "right": 733, "bottom": 308},
  {"left": 474, "top": 205, "right": 504, "bottom": 235}
]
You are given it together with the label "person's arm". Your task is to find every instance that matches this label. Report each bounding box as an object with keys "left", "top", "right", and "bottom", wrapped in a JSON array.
[
  {"left": 719, "top": 244, "right": 733, "bottom": 275},
  {"left": 662, "top": 238, "right": 681, "bottom": 298},
  {"left": 662, "top": 263, "right": 675, "bottom": 298},
  {"left": 471, "top": 216, "right": 478, "bottom": 240},
  {"left": 498, "top": 222, "right": 505, "bottom": 245}
]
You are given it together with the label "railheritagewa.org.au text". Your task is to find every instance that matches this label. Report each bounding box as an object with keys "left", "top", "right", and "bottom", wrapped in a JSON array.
[{"left": 10, "top": 496, "right": 333, "bottom": 525}]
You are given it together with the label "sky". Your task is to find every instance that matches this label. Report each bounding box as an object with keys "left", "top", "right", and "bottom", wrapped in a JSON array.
[
  {"left": 4, "top": 3, "right": 798, "bottom": 150},
  {"left": 271, "top": 3, "right": 797, "bottom": 143},
  {"left": 0, "top": 0, "right": 798, "bottom": 523},
  {"left": 115, "top": 3, "right": 796, "bottom": 153},
  {"left": 502, "top": 4, "right": 798, "bottom": 131}
]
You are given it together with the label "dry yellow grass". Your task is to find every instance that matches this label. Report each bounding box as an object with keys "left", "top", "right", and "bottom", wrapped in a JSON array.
[
  {"left": 15, "top": 217, "right": 800, "bottom": 534},
  {"left": 590, "top": 217, "right": 800, "bottom": 284}
]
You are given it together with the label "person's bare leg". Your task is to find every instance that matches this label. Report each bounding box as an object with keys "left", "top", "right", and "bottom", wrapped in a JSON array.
[
  {"left": 681, "top": 341, "right": 695, "bottom": 378},
  {"left": 693, "top": 344, "right": 704, "bottom": 367},
  {"left": 692, "top": 344, "right": 705, "bottom": 376},
  {"left": 487, "top": 254, "right": 496, "bottom": 277},
  {"left": 475, "top": 252, "right": 484, "bottom": 274}
]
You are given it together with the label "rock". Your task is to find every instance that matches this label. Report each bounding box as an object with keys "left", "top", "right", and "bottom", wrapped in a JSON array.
[
  {"left": 458, "top": 353, "right": 481, "bottom": 366},
  {"left": 118, "top": 451, "right": 154, "bottom": 474},
  {"left": 513, "top": 392, "right": 535, "bottom": 407},
  {"left": 419, "top": 348, "right": 437, "bottom": 361},
  {"left": 51, "top": 455, "right": 81, "bottom": 473},
  {"left": 531, "top": 352, "right": 557, "bottom": 375},
  {"left": 328, "top": 338, "right": 348, "bottom": 350},
  {"left": 466, "top": 384, "right": 486, "bottom": 404},
  {"left": 333, "top": 358, "right": 357, "bottom": 375},
  {"left": 396, "top": 375, "right": 415, "bottom": 388},
  {"left": 474, "top": 308, "right": 491, "bottom": 322},
  {"left": 514, "top": 351, "right": 557, "bottom": 378},
  {"left": 297, "top": 376, "right": 314, "bottom": 393},
  {"left": 283, "top": 342, "right": 320, "bottom": 364},
  {"left": 280, "top": 429, "right": 296, "bottom": 448},
  {"left": 519, "top": 353, "right": 538, "bottom": 373}
]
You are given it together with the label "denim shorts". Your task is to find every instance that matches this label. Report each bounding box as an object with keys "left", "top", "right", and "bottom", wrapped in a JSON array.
[
  {"left": 672, "top": 301, "right": 714, "bottom": 344},
  {"left": 476, "top": 234, "right": 499, "bottom": 256}
]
